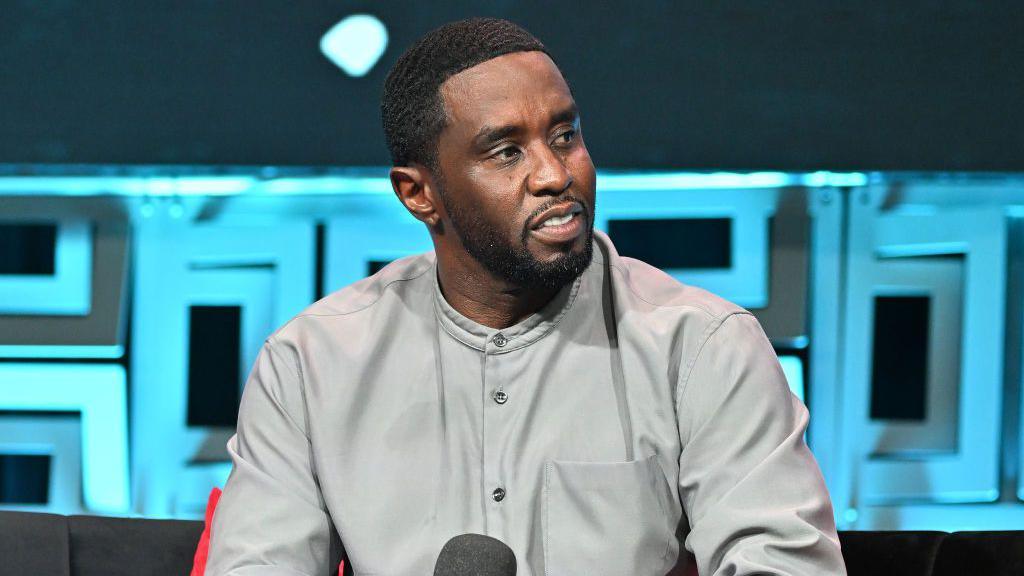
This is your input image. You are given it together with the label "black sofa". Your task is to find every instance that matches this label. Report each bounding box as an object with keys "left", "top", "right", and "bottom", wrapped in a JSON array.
[{"left": 1, "top": 510, "right": 1022, "bottom": 575}]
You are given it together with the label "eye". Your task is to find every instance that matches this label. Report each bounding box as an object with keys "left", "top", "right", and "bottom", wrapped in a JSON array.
[
  {"left": 554, "top": 129, "right": 576, "bottom": 146},
  {"left": 491, "top": 146, "right": 521, "bottom": 163}
]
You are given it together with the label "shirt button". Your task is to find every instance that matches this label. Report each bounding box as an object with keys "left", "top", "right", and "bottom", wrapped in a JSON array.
[
  {"left": 493, "top": 390, "right": 508, "bottom": 404},
  {"left": 492, "top": 487, "right": 506, "bottom": 502},
  {"left": 492, "top": 333, "right": 507, "bottom": 347}
]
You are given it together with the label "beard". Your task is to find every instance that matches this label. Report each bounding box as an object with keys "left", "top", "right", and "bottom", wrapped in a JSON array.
[{"left": 437, "top": 180, "right": 594, "bottom": 290}]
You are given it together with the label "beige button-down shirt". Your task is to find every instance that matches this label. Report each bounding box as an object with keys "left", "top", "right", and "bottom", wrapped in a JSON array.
[{"left": 207, "top": 230, "right": 845, "bottom": 576}]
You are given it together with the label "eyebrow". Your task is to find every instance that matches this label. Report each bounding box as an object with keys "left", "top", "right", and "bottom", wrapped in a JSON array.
[
  {"left": 472, "top": 103, "right": 579, "bottom": 149},
  {"left": 474, "top": 124, "right": 520, "bottom": 149},
  {"left": 548, "top": 104, "right": 580, "bottom": 131}
]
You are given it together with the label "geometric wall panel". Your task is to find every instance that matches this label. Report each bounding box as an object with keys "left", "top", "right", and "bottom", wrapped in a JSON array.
[
  {"left": 1014, "top": 217, "right": 1024, "bottom": 503},
  {"left": 325, "top": 196, "right": 432, "bottom": 294},
  {"left": 0, "top": 222, "right": 56, "bottom": 274},
  {"left": 842, "top": 188, "right": 1006, "bottom": 514},
  {"left": 806, "top": 187, "right": 845, "bottom": 519},
  {"left": 0, "top": 219, "right": 128, "bottom": 359},
  {"left": 0, "top": 219, "right": 92, "bottom": 315},
  {"left": 751, "top": 188, "right": 811, "bottom": 343},
  {"left": 327, "top": 194, "right": 432, "bottom": 291},
  {"left": 187, "top": 305, "right": 243, "bottom": 427},
  {"left": 0, "top": 363, "right": 128, "bottom": 513},
  {"left": 6, "top": 174, "right": 1022, "bottom": 533},
  {"left": 0, "top": 415, "right": 82, "bottom": 513},
  {"left": 2, "top": 455, "right": 52, "bottom": 505},
  {"left": 131, "top": 212, "right": 314, "bottom": 517},
  {"left": 0, "top": 454, "right": 51, "bottom": 504},
  {"left": 861, "top": 258, "right": 963, "bottom": 456},
  {"left": 595, "top": 187, "right": 777, "bottom": 308},
  {"left": 870, "top": 295, "right": 932, "bottom": 421},
  {"left": 608, "top": 217, "right": 732, "bottom": 269}
]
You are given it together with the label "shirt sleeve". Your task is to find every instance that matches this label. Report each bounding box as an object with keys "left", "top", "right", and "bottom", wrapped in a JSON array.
[
  {"left": 206, "top": 338, "right": 343, "bottom": 576},
  {"left": 675, "top": 312, "right": 846, "bottom": 576}
]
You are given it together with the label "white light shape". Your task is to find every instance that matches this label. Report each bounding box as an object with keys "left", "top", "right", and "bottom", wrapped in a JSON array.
[
  {"left": 778, "top": 355, "right": 805, "bottom": 403},
  {"left": 0, "top": 171, "right": 872, "bottom": 197},
  {"left": 0, "top": 345, "right": 123, "bottom": 358},
  {"left": 320, "top": 14, "right": 388, "bottom": 77},
  {"left": 0, "top": 220, "right": 92, "bottom": 316},
  {"left": 0, "top": 363, "right": 129, "bottom": 512}
]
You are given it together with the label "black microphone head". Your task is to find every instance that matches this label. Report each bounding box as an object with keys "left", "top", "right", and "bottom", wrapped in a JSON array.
[{"left": 433, "top": 533, "right": 516, "bottom": 576}]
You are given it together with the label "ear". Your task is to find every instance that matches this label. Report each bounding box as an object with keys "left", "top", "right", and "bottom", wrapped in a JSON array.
[{"left": 390, "top": 165, "right": 442, "bottom": 228}]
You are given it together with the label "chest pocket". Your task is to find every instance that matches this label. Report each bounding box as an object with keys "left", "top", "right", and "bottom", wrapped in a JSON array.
[{"left": 542, "top": 454, "right": 677, "bottom": 576}]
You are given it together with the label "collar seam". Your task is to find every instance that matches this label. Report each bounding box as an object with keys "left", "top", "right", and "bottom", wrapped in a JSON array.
[
  {"left": 433, "top": 300, "right": 486, "bottom": 352},
  {"left": 490, "top": 274, "right": 583, "bottom": 354}
]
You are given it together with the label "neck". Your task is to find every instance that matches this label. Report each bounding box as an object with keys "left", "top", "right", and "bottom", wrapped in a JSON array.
[{"left": 435, "top": 251, "right": 560, "bottom": 330}]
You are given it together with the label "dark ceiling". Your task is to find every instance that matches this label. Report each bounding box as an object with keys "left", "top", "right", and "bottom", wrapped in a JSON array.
[{"left": 1, "top": 1, "right": 1021, "bottom": 171}]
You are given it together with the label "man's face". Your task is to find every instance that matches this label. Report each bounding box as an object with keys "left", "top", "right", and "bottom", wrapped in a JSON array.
[{"left": 432, "top": 51, "right": 597, "bottom": 289}]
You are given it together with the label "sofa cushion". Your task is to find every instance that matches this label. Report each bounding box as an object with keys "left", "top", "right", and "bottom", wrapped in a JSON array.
[
  {"left": 191, "top": 487, "right": 222, "bottom": 576},
  {"left": 68, "top": 514, "right": 203, "bottom": 576},
  {"left": 933, "top": 531, "right": 1024, "bottom": 576},
  {"left": 0, "top": 510, "right": 71, "bottom": 576},
  {"left": 839, "top": 530, "right": 946, "bottom": 576}
]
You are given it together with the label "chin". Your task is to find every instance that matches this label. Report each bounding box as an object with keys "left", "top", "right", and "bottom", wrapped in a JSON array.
[{"left": 526, "top": 231, "right": 594, "bottom": 288}]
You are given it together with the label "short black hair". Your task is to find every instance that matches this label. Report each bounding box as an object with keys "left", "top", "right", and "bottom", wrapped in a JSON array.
[{"left": 381, "top": 17, "right": 550, "bottom": 169}]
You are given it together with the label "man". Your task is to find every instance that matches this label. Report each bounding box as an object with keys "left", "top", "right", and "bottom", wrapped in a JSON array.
[{"left": 207, "top": 17, "right": 846, "bottom": 576}]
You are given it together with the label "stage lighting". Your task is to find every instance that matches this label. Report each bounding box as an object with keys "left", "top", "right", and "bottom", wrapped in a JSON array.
[{"left": 319, "top": 14, "right": 388, "bottom": 78}]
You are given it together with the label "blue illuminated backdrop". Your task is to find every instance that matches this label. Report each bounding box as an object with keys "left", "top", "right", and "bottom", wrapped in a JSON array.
[{"left": 2, "top": 170, "right": 1024, "bottom": 533}]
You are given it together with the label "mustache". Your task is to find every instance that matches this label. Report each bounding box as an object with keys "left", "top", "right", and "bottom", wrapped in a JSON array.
[{"left": 523, "top": 194, "right": 590, "bottom": 227}]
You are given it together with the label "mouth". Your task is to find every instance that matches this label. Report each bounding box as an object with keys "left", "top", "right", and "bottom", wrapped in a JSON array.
[
  {"left": 528, "top": 201, "right": 586, "bottom": 245},
  {"left": 530, "top": 202, "right": 584, "bottom": 230}
]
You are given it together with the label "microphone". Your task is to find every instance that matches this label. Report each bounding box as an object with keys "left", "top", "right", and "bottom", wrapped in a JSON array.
[{"left": 433, "top": 533, "right": 517, "bottom": 576}]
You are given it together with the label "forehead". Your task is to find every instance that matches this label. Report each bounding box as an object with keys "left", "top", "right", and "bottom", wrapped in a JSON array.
[{"left": 439, "top": 51, "right": 574, "bottom": 134}]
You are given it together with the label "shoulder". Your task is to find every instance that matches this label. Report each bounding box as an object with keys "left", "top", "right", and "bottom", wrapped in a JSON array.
[
  {"left": 612, "top": 256, "right": 747, "bottom": 319},
  {"left": 269, "top": 250, "right": 435, "bottom": 346},
  {"left": 591, "top": 231, "right": 763, "bottom": 394}
]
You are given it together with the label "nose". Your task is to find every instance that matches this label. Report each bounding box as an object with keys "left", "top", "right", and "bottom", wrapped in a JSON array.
[{"left": 527, "top": 143, "right": 573, "bottom": 196}]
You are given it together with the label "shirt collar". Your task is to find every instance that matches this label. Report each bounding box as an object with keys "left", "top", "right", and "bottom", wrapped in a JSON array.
[{"left": 431, "top": 263, "right": 582, "bottom": 354}]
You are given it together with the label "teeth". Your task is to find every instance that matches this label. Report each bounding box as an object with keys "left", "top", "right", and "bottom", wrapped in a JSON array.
[{"left": 541, "top": 213, "right": 574, "bottom": 227}]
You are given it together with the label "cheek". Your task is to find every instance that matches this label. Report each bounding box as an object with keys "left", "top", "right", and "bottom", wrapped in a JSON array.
[
  {"left": 461, "top": 177, "right": 528, "bottom": 229},
  {"left": 568, "top": 148, "right": 597, "bottom": 194}
]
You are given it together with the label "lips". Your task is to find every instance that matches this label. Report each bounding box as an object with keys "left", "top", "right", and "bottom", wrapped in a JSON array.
[{"left": 530, "top": 201, "right": 584, "bottom": 230}]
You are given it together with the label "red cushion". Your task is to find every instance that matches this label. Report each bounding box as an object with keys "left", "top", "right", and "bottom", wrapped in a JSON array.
[
  {"left": 190, "top": 487, "right": 221, "bottom": 576},
  {"left": 190, "top": 487, "right": 345, "bottom": 575}
]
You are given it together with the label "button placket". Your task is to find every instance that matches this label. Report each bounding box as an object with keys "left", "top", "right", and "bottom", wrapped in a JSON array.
[
  {"left": 490, "top": 332, "right": 509, "bottom": 406},
  {"left": 482, "top": 336, "right": 510, "bottom": 540}
]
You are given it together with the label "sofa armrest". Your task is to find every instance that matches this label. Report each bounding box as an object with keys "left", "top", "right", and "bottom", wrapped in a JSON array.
[
  {"left": 0, "top": 510, "right": 71, "bottom": 576},
  {"left": 839, "top": 530, "right": 947, "bottom": 576},
  {"left": 68, "top": 515, "right": 203, "bottom": 576},
  {"left": 933, "top": 531, "right": 1024, "bottom": 576}
]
